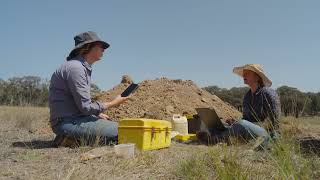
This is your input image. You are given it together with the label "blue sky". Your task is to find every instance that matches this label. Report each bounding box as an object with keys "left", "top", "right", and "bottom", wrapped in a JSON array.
[{"left": 1, "top": 0, "right": 319, "bottom": 92}]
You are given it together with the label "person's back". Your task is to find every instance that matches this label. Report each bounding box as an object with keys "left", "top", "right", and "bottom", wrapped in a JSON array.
[{"left": 49, "top": 58, "right": 96, "bottom": 125}]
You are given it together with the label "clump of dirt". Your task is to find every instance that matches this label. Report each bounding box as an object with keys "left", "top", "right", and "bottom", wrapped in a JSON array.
[
  {"left": 97, "top": 75, "right": 242, "bottom": 121},
  {"left": 120, "top": 75, "right": 133, "bottom": 84},
  {"left": 299, "top": 137, "right": 320, "bottom": 155}
]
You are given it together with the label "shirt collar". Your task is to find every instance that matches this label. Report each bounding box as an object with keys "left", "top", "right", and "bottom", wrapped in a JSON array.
[{"left": 77, "top": 56, "right": 92, "bottom": 73}]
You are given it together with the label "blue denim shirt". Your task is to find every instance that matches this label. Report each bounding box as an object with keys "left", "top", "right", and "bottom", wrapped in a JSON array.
[
  {"left": 49, "top": 56, "right": 105, "bottom": 123},
  {"left": 243, "top": 86, "right": 281, "bottom": 129}
]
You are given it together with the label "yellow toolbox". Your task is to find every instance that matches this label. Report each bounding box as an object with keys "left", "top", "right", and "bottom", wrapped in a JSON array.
[{"left": 118, "top": 118, "right": 172, "bottom": 151}]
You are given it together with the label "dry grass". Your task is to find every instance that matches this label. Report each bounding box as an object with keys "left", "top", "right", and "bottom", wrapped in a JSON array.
[
  {"left": 175, "top": 117, "right": 320, "bottom": 179},
  {"left": 0, "top": 106, "right": 320, "bottom": 179},
  {"left": 0, "top": 105, "right": 49, "bottom": 133}
]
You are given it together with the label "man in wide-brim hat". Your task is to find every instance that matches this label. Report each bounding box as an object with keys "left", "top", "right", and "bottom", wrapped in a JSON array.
[
  {"left": 198, "top": 64, "right": 281, "bottom": 150},
  {"left": 49, "top": 31, "right": 130, "bottom": 147},
  {"left": 233, "top": 64, "right": 272, "bottom": 87}
]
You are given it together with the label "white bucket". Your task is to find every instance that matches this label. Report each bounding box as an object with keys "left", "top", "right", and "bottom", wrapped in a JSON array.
[{"left": 172, "top": 114, "right": 188, "bottom": 135}]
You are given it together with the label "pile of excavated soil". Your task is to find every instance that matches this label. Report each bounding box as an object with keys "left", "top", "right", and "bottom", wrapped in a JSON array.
[{"left": 96, "top": 76, "right": 242, "bottom": 121}]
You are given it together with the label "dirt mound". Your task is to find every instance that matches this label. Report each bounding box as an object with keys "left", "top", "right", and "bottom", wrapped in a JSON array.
[{"left": 96, "top": 76, "right": 241, "bottom": 121}]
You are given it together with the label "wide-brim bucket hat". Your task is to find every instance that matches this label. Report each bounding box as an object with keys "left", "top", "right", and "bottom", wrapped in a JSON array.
[
  {"left": 233, "top": 64, "right": 272, "bottom": 87},
  {"left": 68, "top": 31, "right": 110, "bottom": 60}
]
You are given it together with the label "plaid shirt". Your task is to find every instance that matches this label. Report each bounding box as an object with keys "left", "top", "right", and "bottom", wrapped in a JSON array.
[{"left": 242, "top": 86, "right": 281, "bottom": 129}]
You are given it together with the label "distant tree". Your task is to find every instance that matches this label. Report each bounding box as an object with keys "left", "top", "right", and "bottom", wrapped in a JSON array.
[
  {"left": 91, "top": 83, "right": 101, "bottom": 93},
  {"left": 306, "top": 92, "right": 320, "bottom": 116},
  {"left": 91, "top": 83, "right": 106, "bottom": 102},
  {"left": 0, "top": 76, "right": 49, "bottom": 106},
  {"left": 0, "top": 79, "right": 7, "bottom": 104},
  {"left": 276, "top": 86, "right": 311, "bottom": 118}
]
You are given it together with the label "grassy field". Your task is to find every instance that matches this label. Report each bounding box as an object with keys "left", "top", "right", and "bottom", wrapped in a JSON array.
[{"left": 0, "top": 106, "right": 319, "bottom": 180}]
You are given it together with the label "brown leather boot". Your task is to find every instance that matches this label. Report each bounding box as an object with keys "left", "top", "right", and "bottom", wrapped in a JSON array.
[{"left": 52, "top": 135, "right": 79, "bottom": 148}]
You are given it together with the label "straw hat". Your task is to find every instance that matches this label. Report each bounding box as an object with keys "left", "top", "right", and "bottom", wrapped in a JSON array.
[{"left": 233, "top": 64, "right": 272, "bottom": 87}]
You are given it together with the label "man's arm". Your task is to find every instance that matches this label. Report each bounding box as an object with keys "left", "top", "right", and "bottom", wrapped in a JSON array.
[{"left": 67, "top": 66, "right": 104, "bottom": 115}]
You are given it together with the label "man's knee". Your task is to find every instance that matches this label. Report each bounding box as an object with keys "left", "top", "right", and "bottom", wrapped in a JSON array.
[{"left": 95, "top": 120, "right": 118, "bottom": 137}]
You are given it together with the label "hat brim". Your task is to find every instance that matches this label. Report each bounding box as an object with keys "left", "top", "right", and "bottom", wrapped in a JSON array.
[
  {"left": 68, "top": 40, "right": 110, "bottom": 60},
  {"left": 233, "top": 65, "right": 272, "bottom": 87}
]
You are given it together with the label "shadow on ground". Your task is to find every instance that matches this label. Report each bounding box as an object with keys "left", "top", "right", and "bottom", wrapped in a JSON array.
[{"left": 12, "top": 140, "right": 54, "bottom": 149}]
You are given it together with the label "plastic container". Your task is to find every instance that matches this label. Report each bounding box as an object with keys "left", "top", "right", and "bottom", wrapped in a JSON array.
[
  {"left": 114, "top": 143, "right": 135, "bottom": 158},
  {"left": 172, "top": 114, "right": 188, "bottom": 135},
  {"left": 118, "top": 119, "right": 172, "bottom": 150},
  {"left": 173, "top": 134, "right": 197, "bottom": 142}
]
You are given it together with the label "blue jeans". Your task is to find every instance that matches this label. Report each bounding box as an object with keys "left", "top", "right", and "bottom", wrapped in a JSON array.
[
  {"left": 209, "top": 119, "right": 270, "bottom": 148},
  {"left": 52, "top": 115, "right": 118, "bottom": 144}
]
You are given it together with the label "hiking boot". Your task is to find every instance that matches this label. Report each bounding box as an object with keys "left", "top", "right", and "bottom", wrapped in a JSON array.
[{"left": 52, "top": 135, "right": 78, "bottom": 148}]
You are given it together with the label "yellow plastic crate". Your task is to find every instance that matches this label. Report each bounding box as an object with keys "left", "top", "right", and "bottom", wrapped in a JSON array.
[{"left": 118, "top": 118, "right": 172, "bottom": 151}]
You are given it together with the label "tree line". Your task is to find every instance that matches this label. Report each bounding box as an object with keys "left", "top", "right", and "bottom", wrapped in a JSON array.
[
  {"left": 204, "top": 86, "right": 320, "bottom": 118},
  {"left": 0, "top": 76, "right": 49, "bottom": 106},
  {"left": 0, "top": 76, "right": 101, "bottom": 107},
  {"left": 1, "top": 76, "right": 319, "bottom": 117}
]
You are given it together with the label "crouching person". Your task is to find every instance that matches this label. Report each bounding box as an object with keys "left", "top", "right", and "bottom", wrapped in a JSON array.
[
  {"left": 49, "top": 31, "right": 129, "bottom": 147},
  {"left": 198, "top": 64, "right": 281, "bottom": 150}
]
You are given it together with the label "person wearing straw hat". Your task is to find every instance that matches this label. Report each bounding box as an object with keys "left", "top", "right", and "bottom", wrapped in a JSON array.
[
  {"left": 198, "top": 64, "right": 281, "bottom": 150},
  {"left": 49, "top": 31, "right": 130, "bottom": 147},
  {"left": 231, "top": 64, "right": 281, "bottom": 136}
]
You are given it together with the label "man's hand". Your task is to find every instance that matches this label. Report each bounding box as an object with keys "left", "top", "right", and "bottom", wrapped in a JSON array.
[
  {"left": 112, "top": 95, "right": 131, "bottom": 106},
  {"left": 104, "top": 95, "right": 131, "bottom": 109},
  {"left": 98, "top": 113, "right": 111, "bottom": 120}
]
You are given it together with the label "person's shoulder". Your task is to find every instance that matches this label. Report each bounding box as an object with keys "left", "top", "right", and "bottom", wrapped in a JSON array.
[
  {"left": 56, "top": 59, "right": 82, "bottom": 69},
  {"left": 261, "top": 86, "right": 277, "bottom": 97},
  {"left": 64, "top": 59, "right": 86, "bottom": 73},
  {"left": 65, "top": 59, "right": 83, "bottom": 68},
  {"left": 261, "top": 86, "right": 275, "bottom": 92}
]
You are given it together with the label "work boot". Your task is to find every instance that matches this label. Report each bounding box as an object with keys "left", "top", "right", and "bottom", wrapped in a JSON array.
[{"left": 52, "top": 134, "right": 79, "bottom": 148}]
